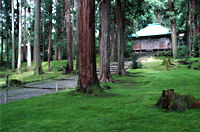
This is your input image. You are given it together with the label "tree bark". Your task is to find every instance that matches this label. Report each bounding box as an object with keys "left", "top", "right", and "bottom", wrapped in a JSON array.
[
  {"left": 65, "top": 0, "right": 73, "bottom": 72},
  {"left": 54, "top": 28, "right": 58, "bottom": 60},
  {"left": 5, "top": 27, "right": 8, "bottom": 61},
  {"left": 34, "top": 0, "right": 43, "bottom": 75},
  {"left": 116, "top": 0, "right": 126, "bottom": 75},
  {"left": 99, "top": 0, "right": 115, "bottom": 83},
  {"left": 5, "top": 1, "right": 10, "bottom": 61},
  {"left": 75, "top": 0, "right": 80, "bottom": 72},
  {"left": 168, "top": 0, "right": 177, "bottom": 59},
  {"left": 193, "top": 0, "right": 197, "bottom": 42},
  {"left": 48, "top": 0, "right": 52, "bottom": 71},
  {"left": 0, "top": 0, "right": 2, "bottom": 61},
  {"left": 157, "top": 10, "right": 160, "bottom": 23},
  {"left": 17, "top": 0, "right": 22, "bottom": 73},
  {"left": 23, "top": 0, "right": 27, "bottom": 62},
  {"left": 76, "top": 0, "right": 101, "bottom": 94},
  {"left": 17, "top": 0, "right": 19, "bottom": 59},
  {"left": 12, "top": 0, "right": 15, "bottom": 71},
  {"left": 193, "top": 0, "right": 199, "bottom": 57},
  {"left": 27, "top": 0, "right": 31, "bottom": 70},
  {"left": 58, "top": 47, "right": 61, "bottom": 60},
  {"left": 72, "top": 4, "right": 75, "bottom": 60},
  {"left": 54, "top": 0, "right": 61, "bottom": 61},
  {"left": 42, "top": 0, "right": 45, "bottom": 61},
  {"left": 110, "top": 26, "right": 115, "bottom": 62},
  {"left": 186, "top": 2, "right": 191, "bottom": 56}
]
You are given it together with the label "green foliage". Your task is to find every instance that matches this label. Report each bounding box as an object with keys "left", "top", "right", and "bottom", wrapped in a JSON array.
[
  {"left": 193, "top": 34, "right": 200, "bottom": 57},
  {"left": 158, "top": 50, "right": 173, "bottom": 57},
  {"left": 131, "top": 53, "right": 142, "bottom": 69},
  {"left": 124, "top": 41, "right": 133, "bottom": 58},
  {"left": 177, "top": 46, "right": 190, "bottom": 60}
]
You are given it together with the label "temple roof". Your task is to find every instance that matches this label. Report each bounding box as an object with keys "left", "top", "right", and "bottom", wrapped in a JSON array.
[{"left": 129, "top": 23, "right": 171, "bottom": 37}]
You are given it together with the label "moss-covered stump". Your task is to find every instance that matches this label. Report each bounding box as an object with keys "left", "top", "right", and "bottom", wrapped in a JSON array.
[
  {"left": 161, "top": 58, "right": 174, "bottom": 70},
  {"left": 155, "top": 89, "right": 200, "bottom": 112}
]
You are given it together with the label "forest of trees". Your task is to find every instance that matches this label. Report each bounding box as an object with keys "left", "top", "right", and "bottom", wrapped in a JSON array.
[{"left": 0, "top": 0, "right": 199, "bottom": 93}]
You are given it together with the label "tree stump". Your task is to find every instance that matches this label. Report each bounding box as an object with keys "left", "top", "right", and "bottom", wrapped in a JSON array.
[
  {"left": 155, "top": 89, "right": 200, "bottom": 112},
  {"left": 162, "top": 58, "right": 174, "bottom": 70}
]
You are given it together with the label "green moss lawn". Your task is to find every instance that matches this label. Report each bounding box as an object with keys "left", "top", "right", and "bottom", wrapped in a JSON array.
[{"left": 1, "top": 57, "right": 200, "bottom": 132}]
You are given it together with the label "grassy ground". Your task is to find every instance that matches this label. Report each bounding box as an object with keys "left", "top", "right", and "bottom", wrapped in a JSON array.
[
  {"left": 1, "top": 57, "right": 200, "bottom": 132},
  {"left": 0, "top": 60, "right": 75, "bottom": 88},
  {"left": 0, "top": 55, "right": 102, "bottom": 88}
]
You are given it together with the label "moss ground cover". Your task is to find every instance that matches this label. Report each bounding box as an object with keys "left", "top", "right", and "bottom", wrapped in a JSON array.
[{"left": 1, "top": 57, "right": 200, "bottom": 132}]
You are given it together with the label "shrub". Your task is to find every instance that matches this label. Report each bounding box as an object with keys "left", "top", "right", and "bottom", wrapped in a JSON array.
[
  {"left": 193, "top": 34, "right": 200, "bottom": 57},
  {"left": 177, "top": 46, "right": 190, "bottom": 61},
  {"left": 158, "top": 50, "right": 173, "bottom": 57},
  {"left": 131, "top": 53, "right": 142, "bottom": 69},
  {"left": 124, "top": 41, "right": 134, "bottom": 58}
]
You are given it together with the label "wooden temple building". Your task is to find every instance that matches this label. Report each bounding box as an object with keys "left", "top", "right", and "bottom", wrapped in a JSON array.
[{"left": 129, "top": 23, "right": 171, "bottom": 52}]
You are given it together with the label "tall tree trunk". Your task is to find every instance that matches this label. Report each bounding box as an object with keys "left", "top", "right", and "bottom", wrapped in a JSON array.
[
  {"left": 0, "top": 0, "right": 2, "bottom": 61},
  {"left": 54, "top": 0, "right": 60, "bottom": 61},
  {"left": 23, "top": 0, "right": 27, "bottom": 62},
  {"left": 65, "top": 0, "right": 73, "bottom": 72},
  {"left": 76, "top": 0, "right": 101, "bottom": 94},
  {"left": 42, "top": 0, "right": 45, "bottom": 61},
  {"left": 17, "top": 0, "right": 22, "bottom": 73},
  {"left": 75, "top": 0, "right": 80, "bottom": 72},
  {"left": 157, "top": 10, "right": 160, "bottom": 23},
  {"left": 72, "top": 3, "right": 75, "bottom": 60},
  {"left": 186, "top": 2, "right": 191, "bottom": 56},
  {"left": 1, "top": 31, "right": 3, "bottom": 61},
  {"left": 60, "top": 0, "right": 65, "bottom": 61},
  {"left": 99, "top": 0, "right": 115, "bottom": 83},
  {"left": 58, "top": 47, "right": 61, "bottom": 60},
  {"left": 124, "top": 25, "right": 128, "bottom": 49},
  {"left": 193, "top": 0, "right": 199, "bottom": 57},
  {"left": 168, "top": 0, "right": 177, "bottom": 59},
  {"left": 5, "top": 27, "right": 8, "bottom": 61},
  {"left": 27, "top": 0, "right": 31, "bottom": 70},
  {"left": 193, "top": 0, "right": 198, "bottom": 42},
  {"left": 98, "top": 0, "right": 102, "bottom": 55},
  {"left": 110, "top": 26, "right": 115, "bottom": 62},
  {"left": 17, "top": 0, "right": 19, "bottom": 58},
  {"left": 48, "top": 1, "right": 52, "bottom": 71},
  {"left": 5, "top": 1, "right": 10, "bottom": 61},
  {"left": 116, "top": 0, "right": 126, "bottom": 75},
  {"left": 54, "top": 28, "right": 58, "bottom": 60},
  {"left": 34, "top": 0, "right": 43, "bottom": 75},
  {"left": 12, "top": 0, "right": 15, "bottom": 71}
]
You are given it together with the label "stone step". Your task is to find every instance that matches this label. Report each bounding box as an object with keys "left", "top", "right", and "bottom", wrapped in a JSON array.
[{"left": 97, "top": 61, "right": 132, "bottom": 75}]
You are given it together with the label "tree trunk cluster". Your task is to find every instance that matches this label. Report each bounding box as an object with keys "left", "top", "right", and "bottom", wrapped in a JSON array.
[{"left": 155, "top": 89, "right": 200, "bottom": 112}]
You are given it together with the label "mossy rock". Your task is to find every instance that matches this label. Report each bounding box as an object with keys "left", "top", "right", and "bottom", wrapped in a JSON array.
[{"left": 9, "top": 79, "right": 24, "bottom": 86}]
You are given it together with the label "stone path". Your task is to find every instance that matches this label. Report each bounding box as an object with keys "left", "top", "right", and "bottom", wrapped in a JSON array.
[
  {"left": 23, "top": 76, "right": 78, "bottom": 89},
  {"left": 0, "top": 88, "right": 56, "bottom": 104},
  {"left": 0, "top": 76, "right": 78, "bottom": 104}
]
